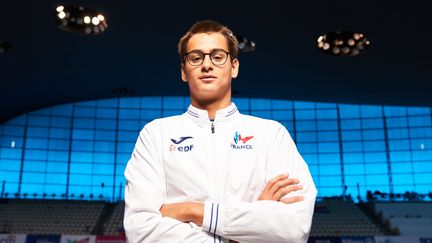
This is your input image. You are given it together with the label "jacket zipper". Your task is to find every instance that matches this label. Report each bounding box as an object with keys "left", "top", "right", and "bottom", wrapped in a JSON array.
[{"left": 211, "top": 122, "right": 215, "bottom": 133}]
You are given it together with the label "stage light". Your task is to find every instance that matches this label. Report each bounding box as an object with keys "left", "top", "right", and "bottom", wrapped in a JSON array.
[
  {"left": 236, "top": 35, "right": 256, "bottom": 53},
  {"left": 56, "top": 6, "right": 64, "bottom": 12},
  {"left": 53, "top": 5, "right": 108, "bottom": 35},
  {"left": 317, "top": 31, "right": 370, "bottom": 57},
  {"left": 333, "top": 47, "right": 340, "bottom": 54},
  {"left": 323, "top": 42, "right": 330, "bottom": 50},
  {"left": 58, "top": 11, "right": 66, "bottom": 19},
  {"left": 84, "top": 16, "right": 91, "bottom": 24},
  {"left": 342, "top": 47, "right": 350, "bottom": 54},
  {"left": 92, "top": 17, "right": 100, "bottom": 25}
]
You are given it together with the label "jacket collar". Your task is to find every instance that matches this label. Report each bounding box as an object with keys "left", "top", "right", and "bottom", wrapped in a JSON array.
[{"left": 185, "top": 102, "right": 239, "bottom": 126}]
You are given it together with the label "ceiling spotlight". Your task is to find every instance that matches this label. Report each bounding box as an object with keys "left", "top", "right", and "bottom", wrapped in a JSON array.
[
  {"left": 236, "top": 35, "right": 256, "bottom": 53},
  {"left": 97, "top": 14, "right": 105, "bottom": 21},
  {"left": 56, "top": 6, "right": 64, "bottom": 12},
  {"left": 91, "top": 17, "right": 100, "bottom": 25},
  {"left": 323, "top": 42, "right": 330, "bottom": 50},
  {"left": 58, "top": 11, "right": 66, "bottom": 19},
  {"left": 316, "top": 31, "right": 370, "bottom": 57},
  {"left": 53, "top": 5, "right": 108, "bottom": 35},
  {"left": 0, "top": 41, "right": 12, "bottom": 53},
  {"left": 332, "top": 47, "right": 340, "bottom": 54}
]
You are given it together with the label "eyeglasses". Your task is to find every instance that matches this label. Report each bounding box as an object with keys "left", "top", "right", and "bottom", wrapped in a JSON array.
[{"left": 184, "top": 49, "right": 231, "bottom": 66}]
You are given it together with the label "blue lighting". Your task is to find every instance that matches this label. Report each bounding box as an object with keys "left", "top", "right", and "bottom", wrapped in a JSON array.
[{"left": 0, "top": 97, "right": 431, "bottom": 201}]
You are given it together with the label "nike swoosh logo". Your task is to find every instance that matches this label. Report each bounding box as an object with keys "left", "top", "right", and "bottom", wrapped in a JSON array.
[{"left": 171, "top": 136, "right": 193, "bottom": 144}]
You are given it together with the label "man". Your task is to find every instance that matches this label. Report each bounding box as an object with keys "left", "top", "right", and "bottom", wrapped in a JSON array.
[{"left": 124, "top": 20, "right": 317, "bottom": 243}]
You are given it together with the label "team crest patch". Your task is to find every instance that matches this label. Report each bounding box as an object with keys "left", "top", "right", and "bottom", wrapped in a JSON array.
[{"left": 231, "top": 131, "right": 253, "bottom": 149}]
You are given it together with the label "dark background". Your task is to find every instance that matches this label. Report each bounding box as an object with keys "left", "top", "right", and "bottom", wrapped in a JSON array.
[{"left": 1, "top": 0, "right": 431, "bottom": 122}]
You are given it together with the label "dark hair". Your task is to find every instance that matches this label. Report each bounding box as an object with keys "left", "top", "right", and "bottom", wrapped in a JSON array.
[{"left": 178, "top": 20, "right": 238, "bottom": 62}]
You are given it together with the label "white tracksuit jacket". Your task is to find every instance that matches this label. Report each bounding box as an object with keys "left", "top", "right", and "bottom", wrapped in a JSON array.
[{"left": 124, "top": 103, "right": 317, "bottom": 243}]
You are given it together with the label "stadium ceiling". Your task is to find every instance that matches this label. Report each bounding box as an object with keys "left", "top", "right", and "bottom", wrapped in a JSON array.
[{"left": 1, "top": 0, "right": 432, "bottom": 122}]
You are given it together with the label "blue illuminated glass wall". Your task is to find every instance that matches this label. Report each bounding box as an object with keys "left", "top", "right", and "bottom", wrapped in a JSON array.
[{"left": 0, "top": 96, "right": 431, "bottom": 201}]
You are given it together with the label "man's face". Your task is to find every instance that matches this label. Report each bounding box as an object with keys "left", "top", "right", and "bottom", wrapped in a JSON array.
[{"left": 181, "top": 32, "right": 239, "bottom": 105}]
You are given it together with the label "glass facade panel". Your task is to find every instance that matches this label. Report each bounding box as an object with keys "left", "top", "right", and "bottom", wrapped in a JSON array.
[{"left": 1, "top": 97, "right": 431, "bottom": 201}]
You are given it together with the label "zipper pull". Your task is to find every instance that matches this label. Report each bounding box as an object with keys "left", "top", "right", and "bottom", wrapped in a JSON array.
[{"left": 211, "top": 122, "right": 215, "bottom": 133}]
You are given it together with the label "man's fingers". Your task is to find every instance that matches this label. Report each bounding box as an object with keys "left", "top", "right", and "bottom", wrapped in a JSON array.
[
  {"left": 281, "top": 196, "right": 304, "bottom": 204},
  {"left": 258, "top": 174, "right": 302, "bottom": 201},
  {"left": 267, "top": 173, "right": 289, "bottom": 189},
  {"left": 258, "top": 174, "right": 289, "bottom": 200},
  {"left": 273, "top": 184, "right": 303, "bottom": 200},
  {"left": 269, "top": 178, "right": 300, "bottom": 193}
]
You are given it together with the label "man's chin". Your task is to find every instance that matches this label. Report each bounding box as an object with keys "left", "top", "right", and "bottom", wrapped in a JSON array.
[
  {"left": 196, "top": 86, "right": 219, "bottom": 94},
  {"left": 191, "top": 92, "right": 219, "bottom": 104}
]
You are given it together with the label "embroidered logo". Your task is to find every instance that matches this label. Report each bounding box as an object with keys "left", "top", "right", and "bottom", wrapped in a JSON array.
[
  {"left": 170, "top": 136, "right": 194, "bottom": 152},
  {"left": 233, "top": 131, "right": 253, "bottom": 144},
  {"left": 232, "top": 131, "right": 254, "bottom": 149},
  {"left": 171, "top": 136, "right": 193, "bottom": 144}
]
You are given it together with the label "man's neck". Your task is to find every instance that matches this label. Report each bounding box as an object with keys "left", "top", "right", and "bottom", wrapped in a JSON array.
[{"left": 191, "top": 100, "right": 231, "bottom": 120}]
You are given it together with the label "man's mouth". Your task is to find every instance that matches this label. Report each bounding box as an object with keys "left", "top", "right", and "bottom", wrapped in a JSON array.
[{"left": 199, "top": 75, "right": 217, "bottom": 82}]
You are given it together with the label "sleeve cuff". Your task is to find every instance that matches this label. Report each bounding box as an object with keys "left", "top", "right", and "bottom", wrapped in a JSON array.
[{"left": 202, "top": 202, "right": 221, "bottom": 234}]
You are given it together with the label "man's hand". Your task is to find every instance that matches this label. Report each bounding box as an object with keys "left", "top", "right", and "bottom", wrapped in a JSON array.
[
  {"left": 258, "top": 173, "right": 304, "bottom": 204},
  {"left": 160, "top": 202, "right": 204, "bottom": 226}
]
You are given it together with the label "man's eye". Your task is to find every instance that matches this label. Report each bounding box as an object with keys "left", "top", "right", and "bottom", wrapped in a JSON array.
[{"left": 191, "top": 56, "right": 203, "bottom": 61}]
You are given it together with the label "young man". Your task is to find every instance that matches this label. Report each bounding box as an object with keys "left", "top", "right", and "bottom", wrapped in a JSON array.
[{"left": 124, "top": 20, "right": 317, "bottom": 243}]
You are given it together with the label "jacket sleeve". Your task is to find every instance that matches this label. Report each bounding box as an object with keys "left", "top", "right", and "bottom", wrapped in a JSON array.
[
  {"left": 201, "top": 124, "right": 317, "bottom": 243},
  {"left": 123, "top": 123, "right": 212, "bottom": 243}
]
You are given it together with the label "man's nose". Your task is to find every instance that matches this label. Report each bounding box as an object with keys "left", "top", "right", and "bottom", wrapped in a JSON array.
[{"left": 201, "top": 54, "right": 213, "bottom": 69}]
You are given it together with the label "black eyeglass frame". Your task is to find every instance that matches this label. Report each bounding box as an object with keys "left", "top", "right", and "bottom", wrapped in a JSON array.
[{"left": 183, "top": 49, "right": 233, "bottom": 66}]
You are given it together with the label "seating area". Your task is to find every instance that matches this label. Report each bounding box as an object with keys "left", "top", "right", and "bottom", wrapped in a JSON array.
[
  {"left": 373, "top": 201, "right": 432, "bottom": 236},
  {"left": 310, "top": 197, "right": 384, "bottom": 237},
  {"left": 0, "top": 199, "right": 105, "bottom": 234},
  {"left": 102, "top": 201, "right": 125, "bottom": 235},
  {"left": 5, "top": 197, "right": 430, "bottom": 237}
]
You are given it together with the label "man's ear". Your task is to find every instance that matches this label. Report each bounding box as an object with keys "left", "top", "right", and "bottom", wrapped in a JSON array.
[
  {"left": 231, "top": 59, "right": 240, "bottom": 78},
  {"left": 181, "top": 63, "right": 188, "bottom": 82}
]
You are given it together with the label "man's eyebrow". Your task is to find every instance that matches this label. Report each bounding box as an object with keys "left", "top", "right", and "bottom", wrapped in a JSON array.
[{"left": 188, "top": 48, "right": 227, "bottom": 53}]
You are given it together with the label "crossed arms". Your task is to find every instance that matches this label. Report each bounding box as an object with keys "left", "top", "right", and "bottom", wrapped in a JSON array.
[
  {"left": 124, "top": 123, "right": 317, "bottom": 243},
  {"left": 160, "top": 173, "right": 304, "bottom": 226}
]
